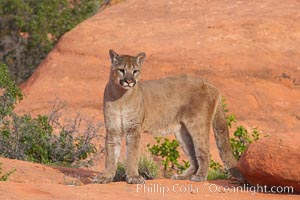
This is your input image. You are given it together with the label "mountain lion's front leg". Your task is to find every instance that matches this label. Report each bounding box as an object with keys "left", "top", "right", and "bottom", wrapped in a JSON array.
[
  {"left": 125, "top": 130, "right": 145, "bottom": 184},
  {"left": 93, "top": 131, "right": 122, "bottom": 184}
]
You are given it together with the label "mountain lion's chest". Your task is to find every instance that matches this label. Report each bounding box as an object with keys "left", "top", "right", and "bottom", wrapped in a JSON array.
[{"left": 104, "top": 100, "right": 144, "bottom": 134}]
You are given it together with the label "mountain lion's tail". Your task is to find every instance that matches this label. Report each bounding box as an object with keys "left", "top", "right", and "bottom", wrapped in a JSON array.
[{"left": 212, "top": 97, "right": 244, "bottom": 180}]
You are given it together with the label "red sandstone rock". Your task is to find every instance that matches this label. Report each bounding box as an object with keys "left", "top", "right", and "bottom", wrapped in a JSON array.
[
  {"left": 15, "top": 0, "right": 300, "bottom": 169},
  {"left": 238, "top": 132, "right": 300, "bottom": 193},
  {"left": 17, "top": 0, "right": 300, "bottom": 135}
]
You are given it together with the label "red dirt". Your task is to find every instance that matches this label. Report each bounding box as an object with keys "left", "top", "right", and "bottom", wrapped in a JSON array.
[
  {"left": 1, "top": 0, "right": 299, "bottom": 199},
  {"left": 0, "top": 158, "right": 298, "bottom": 199}
]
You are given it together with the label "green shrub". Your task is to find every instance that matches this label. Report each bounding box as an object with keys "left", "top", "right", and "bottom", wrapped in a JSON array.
[
  {"left": 147, "top": 137, "right": 229, "bottom": 180},
  {"left": 0, "top": 0, "right": 102, "bottom": 83},
  {"left": 230, "top": 126, "right": 260, "bottom": 160},
  {"left": 0, "top": 161, "right": 16, "bottom": 181},
  {"left": 113, "top": 156, "right": 159, "bottom": 182},
  {"left": 0, "top": 63, "right": 100, "bottom": 166},
  {"left": 147, "top": 137, "right": 190, "bottom": 175},
  {"left": 222, "top": 97, "right": 261, "bottom": 160},
  {"left": 0, "top": 63, "right": 23, "bottom": 118}
]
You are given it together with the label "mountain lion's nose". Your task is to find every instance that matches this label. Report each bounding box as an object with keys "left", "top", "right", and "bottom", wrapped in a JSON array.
[{"left": 126, "top": 79, "right": 133, "bottom": 83}]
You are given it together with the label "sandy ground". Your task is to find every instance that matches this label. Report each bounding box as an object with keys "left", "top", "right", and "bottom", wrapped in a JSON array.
[{"left": 0, "top": 158, "right": 298, "bottom": 200}]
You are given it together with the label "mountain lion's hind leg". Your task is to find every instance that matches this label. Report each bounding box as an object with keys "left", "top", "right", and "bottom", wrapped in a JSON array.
[
  {"left": 186, "top": 122, "right": 210, "bottom": 182},
  {"left": 172, "top": 123, "right": 198, "bottom": 180}
]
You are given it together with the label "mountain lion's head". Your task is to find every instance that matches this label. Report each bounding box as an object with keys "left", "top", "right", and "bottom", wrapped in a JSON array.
[{"left": 109, "top": 49, "right": 146, "bottom": 90}]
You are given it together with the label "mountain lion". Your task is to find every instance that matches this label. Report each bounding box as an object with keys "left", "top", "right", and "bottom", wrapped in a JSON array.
[{"left": 93, "top": 49, "right": 243, "bottom": 184}]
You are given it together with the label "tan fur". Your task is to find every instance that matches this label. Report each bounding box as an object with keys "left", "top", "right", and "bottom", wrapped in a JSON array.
[{"left": 93, "top": 50, "right": 243, "bottom": 184}]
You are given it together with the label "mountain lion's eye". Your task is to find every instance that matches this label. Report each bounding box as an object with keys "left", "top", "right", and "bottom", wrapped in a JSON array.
[
  {"left": 133, "top": 70, "right": 139, "bottom": 75},
  {"left": 118, "top": 69, "right": 125, "bottom": 74}
]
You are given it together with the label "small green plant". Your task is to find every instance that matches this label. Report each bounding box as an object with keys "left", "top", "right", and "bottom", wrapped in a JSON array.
[
  {"left": 208, "top": 156, "right": 229, "bottom": 180},
  {"left": 147, "top": 136, "right": 228, "bottom": 180},
  {"left": 0, "top": 161, "right": 16, "bottom": 181},
  {"left": 113, "top": 161, "right": 126, "bottom": 182},
  {"left": 0, "top": 63, "right": 100, "bottom": 166},
  {"left": 230, "top": 126, "right": 260, "bottom": 160},
  {"left": 113, "top": 156, "right": 159, "bottom": 182},
  {"left": 222, "top": 96, "right": 261, "bottom": 160},
  {"left": 147, "top": 137, "right": 190, "bottom": 175},
  {"left": 138, "top": 156, "right": 159, "bottom": 180},
  {"left": 221, "top": 96, "right": 236, "bottom": 128}
]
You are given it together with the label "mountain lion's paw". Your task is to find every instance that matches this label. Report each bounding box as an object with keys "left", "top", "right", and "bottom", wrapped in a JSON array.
[
  {"left": 172, "top": 166, "right": 197, "bottom": 180},
  {"left": 190, "top": 174, "right": 207, "bottom": 182},
  {"left": 92, "top": 174, "right": 113, "bottom": 184},
  {"left": 171, "top": 174, "right": 190, "bottom": 180},
  {"left": 126, "top": 175, "right": 145, "bottom": 184}
]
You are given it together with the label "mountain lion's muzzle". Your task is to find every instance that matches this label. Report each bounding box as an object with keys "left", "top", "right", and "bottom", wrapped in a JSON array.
[{"left": 120, "top": 79, "right": 136, "bottom": 89}]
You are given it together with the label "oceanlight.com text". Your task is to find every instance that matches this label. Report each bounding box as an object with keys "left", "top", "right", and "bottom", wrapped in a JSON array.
[{"left": 132, "top": 183, "right": 294, "bottom": 196}]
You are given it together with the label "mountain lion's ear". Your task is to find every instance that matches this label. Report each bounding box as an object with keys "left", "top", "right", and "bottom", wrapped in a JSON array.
[
  {"left": 109, "top": 49, "right": 120, "bottom": 66},
  {"left": 136, "top": 52, "right": 146, "bottom": 66}
]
